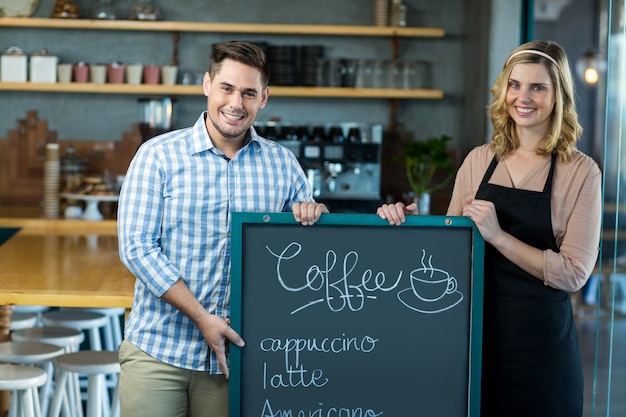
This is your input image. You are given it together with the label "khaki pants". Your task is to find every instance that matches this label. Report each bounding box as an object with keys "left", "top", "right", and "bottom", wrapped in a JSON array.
[{"left": 118, "top": 340, "right": 229, "bottom": 417}]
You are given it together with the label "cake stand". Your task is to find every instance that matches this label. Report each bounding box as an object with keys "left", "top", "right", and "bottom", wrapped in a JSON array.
[{"left": 60, "top": 193, "right": 119, "bottom": 221}]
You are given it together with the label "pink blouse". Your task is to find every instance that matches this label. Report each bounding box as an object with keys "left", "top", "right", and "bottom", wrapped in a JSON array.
[{"left": 447, "top": 144, "right": 602, "bottom": 292}]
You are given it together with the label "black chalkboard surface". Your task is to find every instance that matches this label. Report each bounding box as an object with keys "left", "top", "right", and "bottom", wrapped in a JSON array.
[{"left": 230, "top": 213, "right": 484, "bottom": 417}]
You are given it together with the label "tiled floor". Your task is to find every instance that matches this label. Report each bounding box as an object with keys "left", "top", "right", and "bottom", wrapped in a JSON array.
[{"left": 577, "top": 310, "right": 626, "bottom": 417}]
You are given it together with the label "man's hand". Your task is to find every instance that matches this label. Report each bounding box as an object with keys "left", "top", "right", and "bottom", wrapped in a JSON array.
[
  {"left": 292, "top": 202, "right": 329, "bottom": 226},
  {"left": 196, "top": 314, "right": 245, "bottom": 379},
  {"left": 161, "top": 280, "right": 245, "bottom": 379}
]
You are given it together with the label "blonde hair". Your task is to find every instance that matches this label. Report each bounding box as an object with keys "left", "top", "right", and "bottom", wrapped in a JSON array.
[{"left": 488, "top": 40, "right": 582, "bottom": 162}]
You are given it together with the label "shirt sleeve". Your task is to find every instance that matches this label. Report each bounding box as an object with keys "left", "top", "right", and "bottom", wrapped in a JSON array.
[
  {"left": 543, "top": 155, "right": 602, "bottom": 292},
  {"left": 117, "top": 143, "right": 182, "bottom": 298}
]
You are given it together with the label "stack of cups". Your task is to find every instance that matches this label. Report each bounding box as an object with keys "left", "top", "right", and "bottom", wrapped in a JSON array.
[
  {"left": 43, "top": 143, "right": 61, "bottom": 219},
  {"left": 374, "top": 0, "right": 390, "bottom": 26}
]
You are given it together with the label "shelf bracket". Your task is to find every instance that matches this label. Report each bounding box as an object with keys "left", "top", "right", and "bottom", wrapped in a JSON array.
[{"left": 171, "top": 31, "right": 180, "bottom": 66}]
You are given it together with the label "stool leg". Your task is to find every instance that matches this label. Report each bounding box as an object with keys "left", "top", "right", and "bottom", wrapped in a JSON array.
[
  {"left": 88, "top": 329, "right": 102, "bottom": 352},
  {"left": 108, "top": 381, "right": 119, "bottom": 417},
  {"left": 39, "top": 361, "right": 54, "bottom": 417},
  {"left": 70, "top": 373, "right": 84, "bottom": 417},
  {"left": 110, "top": 316, "right": 122, "bottom": 351},
  {"left": 22, "top": 389, "right": 34, "bottom": 417},
  {"left": 48, "top": 371, "right": 68, "bottom": 417},
  {"left": 59, "top": 384, "right": 72, "bottom": 417},
  {"left": 32, "top": 387, "right": 42, "bottom": 417},
  {"left": 86, "top": 374, "right": 103, "bottom": 417},
  {"left": 101, "top": 322, "right": 114, "bottom": 352},
  {"left": 8, "top": 391, "right": 17, "bottom": 417}
]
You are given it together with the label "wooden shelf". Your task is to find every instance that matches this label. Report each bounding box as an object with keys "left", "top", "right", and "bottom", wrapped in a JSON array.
[
  {"left": 0, "top": 82, "right": 444, "bottom": 99},
  {"left": 0, "top": 17, "right": 445, "bottom": 37}
]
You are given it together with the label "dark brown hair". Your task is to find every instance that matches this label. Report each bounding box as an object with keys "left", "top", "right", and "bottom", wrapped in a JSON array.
[{"left": 209, "top": 41, "right": 270, "bottom": 88}]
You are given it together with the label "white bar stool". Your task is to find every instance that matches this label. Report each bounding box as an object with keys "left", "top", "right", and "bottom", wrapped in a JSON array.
[
  {"left": 60, "top": 308, "right": 125, "bottom": 352},
  {"left": 10, "top": 327, "right": 85, "bottom": 354},
  {"left": 48, "top": 351, "right": 120, "bottom": 417},
  {"left": 11, "top": 327, "right": 86, "bottom": 417},
  {"left": 42, "top": 310, "right": 109, "bottom": 351},
  {"left": 10, "top": 307, "right": 51, "bottom": 326},
  {"left": 0, "top": 364, "right": 48, "bottom": 417},
  {"left": 0, "top": 341, "right": 65, "bottom": 417},
  {"left": 10, "top": 313, "right": 38, "bottom": 332}
]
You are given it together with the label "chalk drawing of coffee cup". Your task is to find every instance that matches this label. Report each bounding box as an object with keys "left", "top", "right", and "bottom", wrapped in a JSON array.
[{"left": 410, "top": 268, "right": 457, "bottom": 303}]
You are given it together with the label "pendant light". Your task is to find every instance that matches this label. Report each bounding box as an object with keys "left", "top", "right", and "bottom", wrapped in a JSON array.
[{"left": 576, "top": 48, "right": 607, "bottom": 85}]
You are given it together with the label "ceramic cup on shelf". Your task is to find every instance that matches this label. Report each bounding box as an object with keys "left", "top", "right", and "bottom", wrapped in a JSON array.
[
  {"left": 73, "top": 62, "right": 89, "bottom": 83},
  {"left": 57, "top": 63, "right": 73, "bottom": 83},
  {"left": 160, "top": 65, "right": 178, "bottom": 85},
  {"left": 143, "top": 64, "right": 160, "bottom": 84},
  {"left": 90, "top": 63, "right": 107, "bottom": 84},
  {"left": 107, "top": 62, "right": 125, "bottom": 83},
  {"left": 125, "top": 63, "right": 143, "bottom": 84}
]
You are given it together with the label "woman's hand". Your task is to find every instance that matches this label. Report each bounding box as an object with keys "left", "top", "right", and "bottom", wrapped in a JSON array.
[
  {"left": 376, "top": 202, "right": 418, "bottom": 225},
  {"left": 462, "top": 198, "right": 502, "bottom": 244}
]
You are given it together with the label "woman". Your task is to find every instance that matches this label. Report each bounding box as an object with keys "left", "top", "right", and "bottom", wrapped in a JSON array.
[{"left": 378, "top": 41, "right": 601, "bottom": 416}]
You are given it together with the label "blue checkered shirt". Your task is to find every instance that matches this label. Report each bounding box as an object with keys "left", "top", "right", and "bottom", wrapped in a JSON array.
[{"left": 118, "top": 112, "right": 313, "bottom": 373}]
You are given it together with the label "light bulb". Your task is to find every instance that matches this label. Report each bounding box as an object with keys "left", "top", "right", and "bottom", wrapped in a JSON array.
[
  {"left": 576, "top": 48, "right": 606, "bottom": 86},
  {"left": 584, "top": 67, "right": 600, "bottom": 84}
]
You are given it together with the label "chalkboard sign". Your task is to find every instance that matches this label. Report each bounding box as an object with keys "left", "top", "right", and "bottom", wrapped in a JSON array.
[{"left": 230, "top": 213, "right": 484, "bottom": 417}]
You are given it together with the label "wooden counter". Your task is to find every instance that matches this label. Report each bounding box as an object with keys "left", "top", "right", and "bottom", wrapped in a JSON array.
[
  {"left": 0, "top": 218, "right": 133, "bottom": 308},
  {"left": 0, "top": 218, "right": 134, "bottom": 414}
]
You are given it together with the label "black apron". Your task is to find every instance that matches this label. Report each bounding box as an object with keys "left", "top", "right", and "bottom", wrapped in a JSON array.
[{"left": 476, "top": 154, "right": 583, "bottom": 417}]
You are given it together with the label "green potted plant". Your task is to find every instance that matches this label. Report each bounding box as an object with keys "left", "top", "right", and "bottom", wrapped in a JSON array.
[{"left": 398, "top": 134, "right": 455, "bottom": 214}]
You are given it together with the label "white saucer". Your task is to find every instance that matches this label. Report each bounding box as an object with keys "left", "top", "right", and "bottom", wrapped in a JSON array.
[{"left": 397, "top": 287, "right": 464, "bottom": 314}]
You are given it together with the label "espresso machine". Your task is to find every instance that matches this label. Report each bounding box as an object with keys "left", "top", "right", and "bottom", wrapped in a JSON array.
[
  {"left": 137, "top": 97, "right": 176, "bottom": 142},
  {"left": 257, "top": 121, "right": 384, "bottom": 212}
]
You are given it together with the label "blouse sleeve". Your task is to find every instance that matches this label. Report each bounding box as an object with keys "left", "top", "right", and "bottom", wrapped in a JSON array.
[
  {"left": 543, "top": 155, "right": 602, "bottom": 292},
  {"left": 447, "top": 144, "right": 493, "bottom": 216}
]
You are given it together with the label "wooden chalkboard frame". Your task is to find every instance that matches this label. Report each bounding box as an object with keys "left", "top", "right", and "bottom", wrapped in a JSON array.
[{"left": 230, "top": 213, "right": 484, "bottom": 416}]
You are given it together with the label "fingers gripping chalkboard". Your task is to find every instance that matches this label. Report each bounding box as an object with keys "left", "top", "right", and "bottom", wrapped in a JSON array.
[{"left": 230, "top": 213, "right": 484, "bottom": 417}]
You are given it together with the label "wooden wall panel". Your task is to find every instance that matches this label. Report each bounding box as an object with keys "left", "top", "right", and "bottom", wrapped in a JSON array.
[{"left": 0, "top": 111, "right": 142, "bottom": 208}]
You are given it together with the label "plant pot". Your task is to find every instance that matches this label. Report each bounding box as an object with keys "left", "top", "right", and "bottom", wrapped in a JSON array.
[{"left": 413, "top": 192, "right": 430, "bottom": 215}]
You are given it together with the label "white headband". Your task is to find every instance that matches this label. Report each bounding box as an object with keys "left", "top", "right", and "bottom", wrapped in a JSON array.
[{"left": 506, "top": 49, "right": 557, "bottom": 66}]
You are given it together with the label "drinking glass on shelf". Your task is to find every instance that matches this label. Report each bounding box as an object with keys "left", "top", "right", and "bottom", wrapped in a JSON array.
[
  {"left": 326, "top": 58, "right": 345, "bottom": 87},
  {"left": 400, "top": 60, "right": 433, "bottom": 89},
  {"left": 342, "top": 59, "right": 358, "bottom": 87},
  {"left": 401, "top": 60, "right": 418, "bottom": 89},
  {"left": 371, "top": 60, "right": 386, "bottom": 89},
  {"left": 355, "top": 59, "right": 374, "bottom": 88},
  {"left": 388, "top": 60, "right": 403, "bottom": 89}
]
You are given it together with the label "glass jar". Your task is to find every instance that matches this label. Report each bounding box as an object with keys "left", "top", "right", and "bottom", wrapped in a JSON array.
[
  {"left": 129, "top": 0, "right": 160, "bottom": 21},
  {"left": 60, "top": 145, "right": 87, "bottom": 193},
  {"left": 389, "top": 0, "right": 407, "bottom": 26},
  {"left": 92, "top": 0, "right": 117, "bottom": 19}
]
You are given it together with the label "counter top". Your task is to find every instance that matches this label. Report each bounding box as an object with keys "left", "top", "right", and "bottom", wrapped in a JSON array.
[
  {"left": 0, "top": 217, "right": 131, "bottom": 308},
  {"left": 0, "top": 218, "right": 117, "bottom": 235}
]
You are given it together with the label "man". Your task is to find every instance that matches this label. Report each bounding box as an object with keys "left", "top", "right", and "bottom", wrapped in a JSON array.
[{"left": 117, "top": 40, "right": 328, "bottom": 417}]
